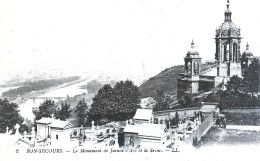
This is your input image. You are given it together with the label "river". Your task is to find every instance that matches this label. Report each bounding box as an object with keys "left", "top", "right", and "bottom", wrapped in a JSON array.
[{"left": 17, "top": 78, "right": 93, "bottom": 121}]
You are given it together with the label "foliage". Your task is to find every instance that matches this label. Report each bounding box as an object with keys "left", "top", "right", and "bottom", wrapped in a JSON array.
[
  {"left": 88, "top": 80, "right": 141, "bottom": 123},
  {"left": 153, "top": 89, "right": 172, "bottom": 111},
  {"left": 33, "top": 99, "right": 56, "bottom": 121},
  {"left": 178, "top": 95, "right": 193, "bottom": 108},
  {"left": 226, "top": 75, "right": 243, "bottom": 93},
  {"left": 81, "top": 80, "right": 103, "bottom": 94},
  {"left": 243, "top": 58, "right": 260, "bottom": 96},
  {"left": 75, "top": 99, "right": 88, "bottom": 126},
  {"left": 55, "top": 102, "right": 72, "bottom": 121},
  {"left": 206, "top": 59, "right": 260, "bottom": 110},
  {"left": 225, "top": 110, "right": 260, "bottom": 126},
  {"left": 0, "top": 99, "right": 24, "bottom": 133}
]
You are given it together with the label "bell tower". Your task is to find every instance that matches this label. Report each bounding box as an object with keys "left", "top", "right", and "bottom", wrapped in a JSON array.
[
  {"left": 184, "top": 40, "right": 202, "bottom": 77},
  {"left": 178, "top": 40, "right": 202, "bottom": 100},
  {"left": 215, "top": 0, "right": 242, "bottom": 77}
]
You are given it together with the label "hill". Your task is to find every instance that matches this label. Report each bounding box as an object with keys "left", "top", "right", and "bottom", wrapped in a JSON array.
[{"left": 139, "top": 65, "right": 184, "bottom": 98}]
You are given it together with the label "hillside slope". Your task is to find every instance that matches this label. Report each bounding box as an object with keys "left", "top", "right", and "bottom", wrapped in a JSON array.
[
  {"left": 139, "top": 63, "right": 217, "bottom": 98},
  {"left": 139, "top": 65, "right": 184, "bottom": 98}
]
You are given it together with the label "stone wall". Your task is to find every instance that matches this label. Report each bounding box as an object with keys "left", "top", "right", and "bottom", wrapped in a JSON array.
[
  {"left": 185, "top": 113, "right": 214, "bottom": 145},
  {"left": 154, "top": 107, "right": 200, "bottom": 120}
]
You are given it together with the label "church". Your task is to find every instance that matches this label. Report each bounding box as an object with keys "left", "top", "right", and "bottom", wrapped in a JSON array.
[{"left": 177, "top": 0, "right": 257, "bottom": 99}]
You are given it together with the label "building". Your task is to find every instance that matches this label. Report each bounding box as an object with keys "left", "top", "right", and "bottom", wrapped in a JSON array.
[
  {"left": 240, "top": 43, "right": 255, "bottom": 76},
  {"left": 133, "top": 108, "right": 153, "bottom": 124},
  {"left": 138, "top": 123, "right": 168, "bottom": 148},
  {"left": 122, "top": 108, "right": 168, "bottom": 149},
  {"left": 178, "top": 0, "right": 257, "bottom": 99},
  {"left": 36, "top": 117, "right": 74, "bottom": 146},
  {"left": 123, "top": 122, "right": 167, "bottom": 149}
]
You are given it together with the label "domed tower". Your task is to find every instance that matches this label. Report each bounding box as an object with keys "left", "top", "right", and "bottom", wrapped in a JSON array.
[
  {"left": 184, "top": 40, "right": 202, "bottom": 76},
  {"left": 241, "top": 43, "right": 254, "bottom": 76},
  {"left": 178, "top": 40, "right": 202, "bottom": 99},
  {"left": 215, "top": 0, "right": 242, "bottom": 77}
]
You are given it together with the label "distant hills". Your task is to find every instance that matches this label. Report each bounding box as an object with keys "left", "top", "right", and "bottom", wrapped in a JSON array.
[
  {"left": 2, "top": 76, "right": 81, "bottom": 99},
  {"left": 139, "top": 65, "right": 184, "bottom": 98}
]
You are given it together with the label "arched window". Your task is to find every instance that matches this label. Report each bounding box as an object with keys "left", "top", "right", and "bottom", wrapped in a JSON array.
[
  {"left": 187, "top": 62, "right": 191, "bottom": 75},
  {"left": 194, "top": 62, "right": 199, "bottom": 75},
  {"left": 233, "top": 44, "right": 237, "bottom": 62},
  {"left": 224, "top": 44, "right": 227, "bottom": 62}
]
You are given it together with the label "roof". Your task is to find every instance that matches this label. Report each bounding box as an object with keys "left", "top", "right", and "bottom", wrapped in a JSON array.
[
  {"left": 242, "top": 43, "right": 254, "bottom": 57},
  {"left": 138, "top": 123, "right": 166, "bottom": 138},
  {"left": 186, "top": 40, "right": 199, "bottom": 57},
  {"left": 123, "top": 124, "right": 142, "bottom": 134},
  {"left": 123, "top": 123, "right": 167, "bottom": 138},
  {"left": 200, "top": 104, "right": 218, "bottom": 113},
  {"left": 133, "top": 109, "right": 153, "bottom": 121},
  {"left": 221, "top": 21, "right": 237, "bottom": 31},
  {"left": 36, "top": 117, "right": 74, "bottom": 129},
  {"left": 36, "top": 117, "right": 53, "bottom": 124},
  {"left": 50, "top": 119, "right": 73, "bottom": 129}
]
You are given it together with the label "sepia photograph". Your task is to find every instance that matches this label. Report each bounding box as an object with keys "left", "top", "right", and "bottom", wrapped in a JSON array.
[{"left": 1, "top": 0, "right": 260, "bottom": 161}]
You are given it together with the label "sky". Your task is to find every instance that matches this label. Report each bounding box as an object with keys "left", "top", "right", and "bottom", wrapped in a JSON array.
[{"left": 1, "top": 0, "right": 260, "bottom": 83}]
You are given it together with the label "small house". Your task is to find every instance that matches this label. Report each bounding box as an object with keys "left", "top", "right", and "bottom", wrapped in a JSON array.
[{"left": 36, "top": 117, "right": 74, "bottom": 146}]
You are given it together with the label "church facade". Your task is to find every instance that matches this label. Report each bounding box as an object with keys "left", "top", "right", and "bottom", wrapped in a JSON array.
[{"left": 177, "top": 0, "right": 256, "bottom": 99}]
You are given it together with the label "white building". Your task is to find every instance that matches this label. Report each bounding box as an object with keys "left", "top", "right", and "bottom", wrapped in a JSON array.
[
  {"left": 36, "top": 117, "right": 74, "bottom": 146},
  {"left": 133, "top": 108, "right": 153, "bottom": 124},
  {"left": 139, "top": 123, "right": 168, "bottom": 148},
  {"left": 123, "top": 122, "right": 168, "bottom": 149}
]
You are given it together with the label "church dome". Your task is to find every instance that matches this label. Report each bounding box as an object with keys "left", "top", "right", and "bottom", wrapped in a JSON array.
[
  {"left": 187, "top": 40, "right": 199, "bottom": 56},
  {"left": 242, "top": 43, "right": 253, "bottom": 57},
  {"left": 221, "top": 21, "right": 237, "bottom": 31}
]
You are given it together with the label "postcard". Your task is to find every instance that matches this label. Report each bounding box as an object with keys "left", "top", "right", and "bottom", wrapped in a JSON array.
[{"left": 1, "top": 0, "right": 260, "bottom": 161}]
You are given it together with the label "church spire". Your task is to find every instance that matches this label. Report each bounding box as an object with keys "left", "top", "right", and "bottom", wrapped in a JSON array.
[
  {"left": 225, "top": 0, "right": 232, "bottom": 22},
  {"left": 227, "top": 0, "right": 230, "bottom": 9}
]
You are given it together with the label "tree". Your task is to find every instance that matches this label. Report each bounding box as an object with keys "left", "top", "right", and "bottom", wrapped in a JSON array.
[
  {"left": 86, "top": 80, "right": 103, "bottom": 94},
  {"left": 153, "top": 89, "right": 172, "bottom": 111},
  {"left": 0, "top": 99, "right": 24, "bottom": 133},
  {"left": 227, "top": 75, "right": 243, "bottom": 93},
  {"left": 55, "top": 102, "right": 71, "bottom": 121},
  {"left": 75, "top": 99, "right": 88, "bottom": 126},
  {"left": 112, "top": 80, "right": 141, "bottom": 120},
  {"left": 88, "top": 84, "right": 113, "bottom": 122},
  {"left": 175, "top": 111, "right": 180, "bottom": 125},
  {"left": 243, "top": 58, "right": 260, "bottom": 97},
  {"left": 33, "top": 99, "right": 56, "bottom": 121},
  {"left": 88, "top": 80, "right": 141, "bottom": 123}
]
